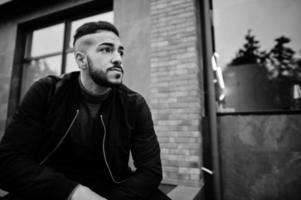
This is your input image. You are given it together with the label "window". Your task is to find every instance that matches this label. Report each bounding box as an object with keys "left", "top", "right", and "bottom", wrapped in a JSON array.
[
  {"left": 20, "top": 11, "right": 113, "bottom": 98},
  {"left": 211, "top": 0, "right": 301, "bottom": 113}
]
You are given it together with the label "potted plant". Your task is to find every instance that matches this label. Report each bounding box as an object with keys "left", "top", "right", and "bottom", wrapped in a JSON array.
[
  {"left": 230, "top": 29, "right": 264, "bottom": 66},
  {"left": 265, "top": 36, "right": 301, "bottom": 84},
  {"left": 264, "top": 36, "right": 301, "bottom": 109},
  {"left": 224, "top": 30, "right": 301, "bottom": 111},
  {"left": 223, "top": 30, "right": 278, "bottom": 111}
]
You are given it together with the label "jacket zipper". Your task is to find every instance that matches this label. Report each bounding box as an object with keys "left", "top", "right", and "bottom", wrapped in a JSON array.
[
  {"left": 39, "top": 109, "right": 79, "bottom": 165},
  {"left": 100, "top": 115, "right": 127, "bottom": 184}
]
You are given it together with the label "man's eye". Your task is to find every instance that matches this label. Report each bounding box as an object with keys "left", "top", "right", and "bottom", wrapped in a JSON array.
[
  {"left": 119, "top": 50, "right": 124, "bottom": 57},
  {"left": 100, "top": 47, "right": 113, "bottom": 53}
]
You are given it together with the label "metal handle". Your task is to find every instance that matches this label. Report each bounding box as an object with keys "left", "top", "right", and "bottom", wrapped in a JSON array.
[{"left": 211, "top": 53, "right": 226, "bottom": 101}]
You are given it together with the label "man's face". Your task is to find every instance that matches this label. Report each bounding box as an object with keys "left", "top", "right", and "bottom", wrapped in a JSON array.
[{"left": 76, "top": 31, "right": 124, "bottom": 86}]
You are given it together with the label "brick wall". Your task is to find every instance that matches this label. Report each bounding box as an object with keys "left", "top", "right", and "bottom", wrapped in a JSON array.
[{"left": 149, "top": 0, "right": 202, "bottom": 187}]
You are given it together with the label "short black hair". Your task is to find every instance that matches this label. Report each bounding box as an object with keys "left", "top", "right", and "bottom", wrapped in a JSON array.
[{"left": 73, "top": 21, "right": 119, "bottom": 46}]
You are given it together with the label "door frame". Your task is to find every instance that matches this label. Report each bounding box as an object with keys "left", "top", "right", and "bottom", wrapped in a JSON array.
[{"left": 198, "top": 0, "right": 222, "bottom": 199}]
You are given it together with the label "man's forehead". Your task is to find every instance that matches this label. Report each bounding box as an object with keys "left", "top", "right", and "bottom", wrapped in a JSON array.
[{"left": 75, "top": 31, "right": 122, "bottom": 49}]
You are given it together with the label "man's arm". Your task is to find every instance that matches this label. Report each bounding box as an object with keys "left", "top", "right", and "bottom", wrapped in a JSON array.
[
  {"left": 0, "top": 79, "right": 78, "bottom": 200},
  {"left": 108, "top": 96, "right": 162, "bottom": 200}
]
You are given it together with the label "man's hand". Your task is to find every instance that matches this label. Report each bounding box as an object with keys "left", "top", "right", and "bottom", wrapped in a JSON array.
[{"left": 71, "top": 185, "right": 107, "bottom": 200}]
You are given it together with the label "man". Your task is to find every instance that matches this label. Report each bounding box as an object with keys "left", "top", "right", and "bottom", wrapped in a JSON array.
[{"left": 0, "top": 21, "right": 170, "bottom": 200}]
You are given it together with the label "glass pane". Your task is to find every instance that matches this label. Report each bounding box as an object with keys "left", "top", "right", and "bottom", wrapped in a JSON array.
[
  {"left": 65, "top": 52, "right": 79, "bottom": 73},
  {"left": 31, "top": 23, "right": 64, "bottom": 57},
  {"left": 20, "top": 56, "right": 61, "bottom": 99},
  {"left": 213, "top": 0, "right": 301, "bottom": 112},
  {"left": 69, "top": 11, "right": 114, "bottom": 48}
]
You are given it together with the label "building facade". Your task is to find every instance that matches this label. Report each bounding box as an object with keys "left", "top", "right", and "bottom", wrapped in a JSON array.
[{"left": 0, "top": 0, "right": 301, "bottom": 199}]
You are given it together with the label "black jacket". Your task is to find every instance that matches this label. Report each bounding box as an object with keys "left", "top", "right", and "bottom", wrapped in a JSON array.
[{"left": 0, "top": 72, "right": 162, "bottom": 200}]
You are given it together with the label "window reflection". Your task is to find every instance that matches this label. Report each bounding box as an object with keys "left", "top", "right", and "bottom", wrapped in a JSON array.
[
  {"left": 213, "top": 0, "right": 301, "bottom": 112},
  {"left": 65, "top": 52, "right": 78, "bottom": 73},
  {"left": 21, "top": 56, "right": 61, "bottom": 99},
  {"left": 31, "top": 24, "right": 64, "bottom": 57}
]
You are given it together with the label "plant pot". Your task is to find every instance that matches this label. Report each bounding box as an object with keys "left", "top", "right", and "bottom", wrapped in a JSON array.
[{"left": 222, "top": 63, "right": 291, "bottom": 111}]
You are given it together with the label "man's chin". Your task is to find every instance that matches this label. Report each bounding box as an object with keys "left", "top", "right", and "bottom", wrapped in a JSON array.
[
  {"left": 108, "top": 80, "right": 123, "bottom": 87},
  {"left": 107, "top": 74, "right": 123, "bottom": 86},
  {"left": 90, "top": 77, "right": 121, "bottom": 88},
  {"left": 90, "top": 72, "right": 123, "bottom": 87},
  {"left": 101, "top": 79, "right": 123, "bottom": 87}
]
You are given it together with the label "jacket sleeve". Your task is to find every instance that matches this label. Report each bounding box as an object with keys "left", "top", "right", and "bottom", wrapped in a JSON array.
[
  {"left": 0, "top": 78, "right": 78, "bottom": 200},
  {"left": 109, "top": 96, "right": 162, "bottom": 200}
]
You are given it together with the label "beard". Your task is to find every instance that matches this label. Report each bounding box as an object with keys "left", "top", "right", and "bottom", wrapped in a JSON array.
[{"left": 87, "top": 57, "right": 123, "bottom": 87}]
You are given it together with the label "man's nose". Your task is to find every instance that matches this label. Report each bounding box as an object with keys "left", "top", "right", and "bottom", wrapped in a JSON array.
[{"left": 111, "top": 51, "right": 122, "bottom": 65}]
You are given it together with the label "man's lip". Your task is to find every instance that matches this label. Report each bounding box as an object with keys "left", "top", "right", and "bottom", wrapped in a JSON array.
[{"left": 109, "top": 67, "right": 123, "bottom": 73}]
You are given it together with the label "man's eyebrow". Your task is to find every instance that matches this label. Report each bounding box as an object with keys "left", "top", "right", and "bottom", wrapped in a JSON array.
[
  {"left": 98, "top": 42, "right": 114, "bottom": 47},
  {"left": 98, "top": 42, "right": 124, "bottom": 50}
]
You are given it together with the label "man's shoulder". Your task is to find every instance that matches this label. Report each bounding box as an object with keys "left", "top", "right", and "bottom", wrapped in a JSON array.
[
  {"left": 28, "top": 72, "right": 80, "bottom": 104},
  {"left": 36, "top": 72, "right": 79, "bottom": 91},
  {"left": 40, "top": 71, "right": 78, "bottom": 84}
]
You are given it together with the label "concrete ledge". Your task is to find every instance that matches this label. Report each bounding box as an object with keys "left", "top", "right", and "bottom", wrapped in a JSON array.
[
  {"left": 167, "top": 186, "right": 202, "bottom": 200},
  {"left": 1, "top": 186, "right": 203, "bottom": 199}
]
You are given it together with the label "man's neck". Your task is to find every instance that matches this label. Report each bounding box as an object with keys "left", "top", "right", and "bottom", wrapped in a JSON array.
[{"left": 79, "top": 74, "right": 111, "bottom": 96}]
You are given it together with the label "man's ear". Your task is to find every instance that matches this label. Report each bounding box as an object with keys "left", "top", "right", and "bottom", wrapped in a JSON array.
[{"left": 75, "top": 51, "right": 88, "bottom": 69}]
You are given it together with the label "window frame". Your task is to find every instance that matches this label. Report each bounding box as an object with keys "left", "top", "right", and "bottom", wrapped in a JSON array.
[{"left": 23, "top": 20, "right": 71, "bottom": 76}]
